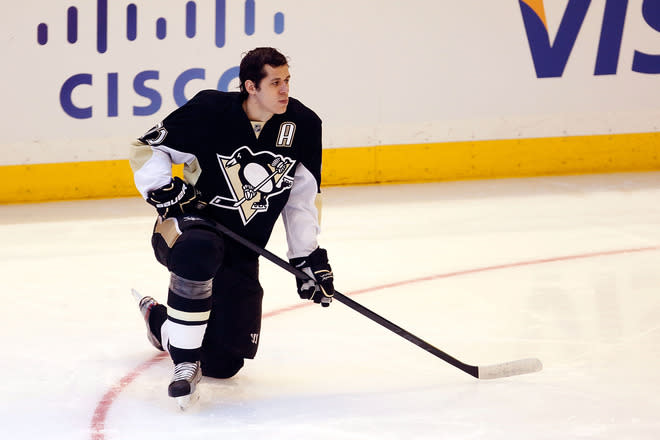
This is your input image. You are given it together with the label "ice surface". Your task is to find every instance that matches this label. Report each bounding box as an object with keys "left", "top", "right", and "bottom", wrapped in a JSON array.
[{"left": 2, "top": 172, "right": 660, "bottom": 439}]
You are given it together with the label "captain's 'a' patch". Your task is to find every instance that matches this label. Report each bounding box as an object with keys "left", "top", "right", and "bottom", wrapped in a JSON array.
[
  {"left": 276, "top": 122, "right": 296, "bottom": 147},
  {"left": 210, "top": 146, "right": 295, "bottom": 225}
]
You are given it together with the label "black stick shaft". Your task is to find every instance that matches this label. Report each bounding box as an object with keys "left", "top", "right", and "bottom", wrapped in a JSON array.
[{"left": 210, "top": 219, "right": 480, "bottom": 378}]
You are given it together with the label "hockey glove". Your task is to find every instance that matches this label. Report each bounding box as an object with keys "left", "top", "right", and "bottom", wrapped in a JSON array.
[
  {"left": 146, "top": 177, "right": 199, "bottom": 218},
  {"left": 289, "top": 247, "right": 334, "bottom": 307}
]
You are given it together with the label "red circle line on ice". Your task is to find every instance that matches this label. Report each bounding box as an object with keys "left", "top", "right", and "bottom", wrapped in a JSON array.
[{"left": 90, "top": 245, "right": 660, "bottom": 439}]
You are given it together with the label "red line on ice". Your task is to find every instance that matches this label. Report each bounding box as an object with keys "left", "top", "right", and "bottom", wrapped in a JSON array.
[{"left": 90, "top": 245, "right": 659, "bottom": 439}]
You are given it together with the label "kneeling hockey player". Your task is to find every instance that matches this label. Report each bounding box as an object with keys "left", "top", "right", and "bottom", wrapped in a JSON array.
[{"left": 129, "top": 47, "right": 334, "bottom": 409}]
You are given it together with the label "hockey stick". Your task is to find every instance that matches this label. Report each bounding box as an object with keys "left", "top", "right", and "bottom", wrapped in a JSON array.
[{"left": 209, "top": 219, "right": 542, "bottom": 380}]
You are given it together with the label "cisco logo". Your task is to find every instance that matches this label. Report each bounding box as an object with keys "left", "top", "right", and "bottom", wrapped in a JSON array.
[
  {"left": 37, "top": 0, "right": 286, "bottom": 119},
  {"left": 519, "top": 0, "right": 660, "bottom": 78}
]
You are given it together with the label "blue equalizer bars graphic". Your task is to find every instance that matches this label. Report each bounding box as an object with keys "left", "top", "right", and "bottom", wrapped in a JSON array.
[{"left": 37, "top": 0, "right": 286, "bottom": 53}]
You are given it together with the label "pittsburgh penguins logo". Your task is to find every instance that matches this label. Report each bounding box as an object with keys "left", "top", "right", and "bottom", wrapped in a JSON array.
[
  {"left": 139, "top": 122, "right": 168, "bottom": 145},
  {"left": 210, "top": 146, "right": 295, "bottom": 225}
]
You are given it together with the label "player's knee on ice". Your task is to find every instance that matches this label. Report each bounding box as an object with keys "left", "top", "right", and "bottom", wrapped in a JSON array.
[{"left": 200, "top": 352, "right": 244, "bottom": 379}]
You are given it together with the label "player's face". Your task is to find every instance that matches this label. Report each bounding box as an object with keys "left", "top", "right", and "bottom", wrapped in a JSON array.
[{"left": 253, "top": 64, "right": 290, "bottom": 116}]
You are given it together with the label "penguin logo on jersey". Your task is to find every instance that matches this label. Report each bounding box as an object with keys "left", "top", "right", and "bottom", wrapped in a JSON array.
[{"left": 210, "top": 146, "right": 295, "bottom": 224}]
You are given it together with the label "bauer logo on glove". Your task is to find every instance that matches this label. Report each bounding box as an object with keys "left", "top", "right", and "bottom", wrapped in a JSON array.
[
  {"left": 146, "top": 176, "right": 200, "bottom": 218},
  {"left": 289, "top": 247, "right": 334, "bottom": 307}
]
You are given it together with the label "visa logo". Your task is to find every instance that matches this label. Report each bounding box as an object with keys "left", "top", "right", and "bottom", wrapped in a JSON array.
[{"left": 519, "top": 0, "right": 660, "bottom": 77}]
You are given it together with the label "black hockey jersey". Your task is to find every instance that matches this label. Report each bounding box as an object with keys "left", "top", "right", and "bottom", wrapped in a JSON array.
[{"left": 134, "top": 90, "right": 323, "bottom": 258}]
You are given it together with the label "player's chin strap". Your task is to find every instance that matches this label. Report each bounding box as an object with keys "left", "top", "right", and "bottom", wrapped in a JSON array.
[{"left": 205, "top": 217, "right": 543, "bottom": 380}]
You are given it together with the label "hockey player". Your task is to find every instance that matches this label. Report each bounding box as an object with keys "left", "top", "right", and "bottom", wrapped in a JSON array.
[{"left": 129, "top": 47, "right": 334, "bottom": 409}]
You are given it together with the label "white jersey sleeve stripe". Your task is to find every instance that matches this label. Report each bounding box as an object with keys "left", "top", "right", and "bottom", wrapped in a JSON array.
[
  {"left": 131, "top": 143, "right": 198, "bottom": 199},
  {"left": 282, "top": 163, "right": 320, "bottom": 259}
]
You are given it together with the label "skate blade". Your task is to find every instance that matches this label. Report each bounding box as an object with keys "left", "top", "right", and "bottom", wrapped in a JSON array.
[
  {"left": 175, "top": 388, "right": 200, "bottom": 411},
  {"left": 131, "top": 288, "right": 143, "bottom": 303}
]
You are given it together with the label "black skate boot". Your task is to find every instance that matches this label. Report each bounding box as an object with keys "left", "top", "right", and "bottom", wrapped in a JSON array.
[
  {"left": 131, "top": 289, "right": 164, "bottom": 351},
  {"left": 168, "top": 361, "right": 202, "bottom": 410}
]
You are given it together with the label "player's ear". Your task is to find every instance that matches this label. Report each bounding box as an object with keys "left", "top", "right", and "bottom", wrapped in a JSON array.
[{"left": 245, "top": 79, "right": 257, "bottom": 95}]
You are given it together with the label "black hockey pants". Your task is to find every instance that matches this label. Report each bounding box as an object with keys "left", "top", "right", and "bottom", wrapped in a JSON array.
[{"left": 151, "top": 215, "right": 264, "bottom": 379}]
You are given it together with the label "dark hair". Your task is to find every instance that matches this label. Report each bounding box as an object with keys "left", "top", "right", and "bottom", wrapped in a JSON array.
[{"left": 239, "top": 47, "right": 288, "bottom": 100}]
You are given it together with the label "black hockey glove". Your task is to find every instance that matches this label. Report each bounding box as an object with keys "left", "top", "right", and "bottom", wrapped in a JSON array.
[
  {"left": 146, "top": 177, "right": 199, "bottom": 218},
  {"left": 289, "top": 247, "right": 334, "bottom": 307}
]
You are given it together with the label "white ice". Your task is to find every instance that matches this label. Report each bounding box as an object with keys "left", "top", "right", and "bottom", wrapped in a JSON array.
[{"left": 1, "top": 172, "right": 659, "bottom": 439}]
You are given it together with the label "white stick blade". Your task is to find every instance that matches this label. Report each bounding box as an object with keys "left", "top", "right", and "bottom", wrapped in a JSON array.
[{"left": 477, "top": 358, "right": 543, "bottom": 380}]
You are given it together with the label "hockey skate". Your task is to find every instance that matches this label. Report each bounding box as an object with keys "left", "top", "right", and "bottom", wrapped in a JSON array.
[
  {"left": 169, "top": 361, "right": 202, "bottom": 410},
  {"left": 131, "top": 288, "right": 164, "bottom": 351}
]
